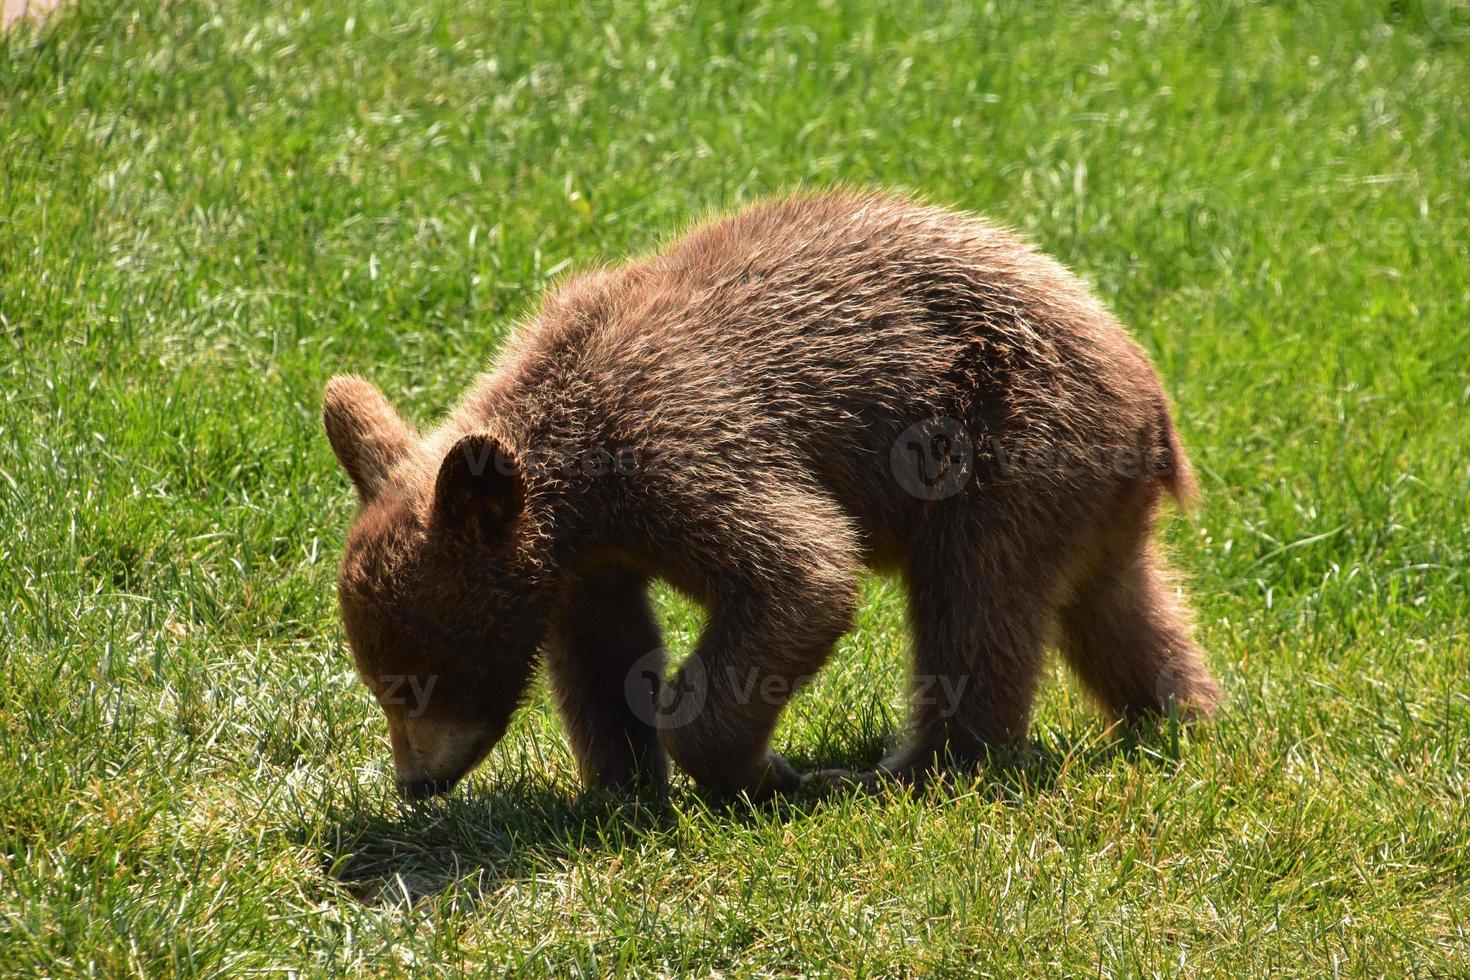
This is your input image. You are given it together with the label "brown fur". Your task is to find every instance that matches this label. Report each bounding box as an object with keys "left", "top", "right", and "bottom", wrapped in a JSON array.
[{"left": 323, "top": 191, "right": 1221, "bottom": 801}]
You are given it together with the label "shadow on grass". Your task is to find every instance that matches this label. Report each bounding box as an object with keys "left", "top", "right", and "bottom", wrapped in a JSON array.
[
  {"left": 318, "top": 719, "right": 1188, "bottom": 907},
  {"left": 316, "top": 775, "right": 677, "bottom": 907}
]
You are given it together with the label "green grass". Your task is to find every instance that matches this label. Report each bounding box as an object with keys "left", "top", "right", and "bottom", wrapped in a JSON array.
[{"left": 3, "top": 0, "right": 1468, "bottom": 973}]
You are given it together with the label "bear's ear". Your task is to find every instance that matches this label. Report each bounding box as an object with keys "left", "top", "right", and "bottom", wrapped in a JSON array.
[
  {"left": 430, "top": 432, "right": 523, "bottom": 549},
  {"left": 323, "top": 375, "right": 417, "bottom": 502}
]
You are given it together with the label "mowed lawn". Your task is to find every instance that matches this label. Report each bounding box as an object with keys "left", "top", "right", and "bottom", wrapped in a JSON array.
[{"left": 3, "top": 0, "right": 1468, "bottom": 973}]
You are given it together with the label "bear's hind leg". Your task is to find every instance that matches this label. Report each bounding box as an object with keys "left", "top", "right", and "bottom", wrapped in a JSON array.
[
  {"left": 1058, "top": 519, "right": 1221, "bottom": 722},
  {"left": 873, "top": 524, "right": 1061, "bottom": 781}
]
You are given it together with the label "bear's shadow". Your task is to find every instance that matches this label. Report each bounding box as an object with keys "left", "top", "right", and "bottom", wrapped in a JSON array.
[
  {"left": 320, "top": 726, "right": 1175, "bottom": 907},
  {"left": 319, "top": 777, "right": 678, "bottom": 907}
]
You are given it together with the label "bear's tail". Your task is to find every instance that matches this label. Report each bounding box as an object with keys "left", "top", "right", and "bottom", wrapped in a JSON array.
[{"left": 1156, "top": 400, "right": 1198, "bottom": 511}]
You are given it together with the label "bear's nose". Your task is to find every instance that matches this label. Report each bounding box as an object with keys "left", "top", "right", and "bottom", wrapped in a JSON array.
[{"left": 398, "top": 777, "right": 454, "bottom": 800}]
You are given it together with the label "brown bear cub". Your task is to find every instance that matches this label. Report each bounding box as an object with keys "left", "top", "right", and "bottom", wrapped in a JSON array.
[{"left": 324, "top": 192, "right": 1221, "bottom": 802}]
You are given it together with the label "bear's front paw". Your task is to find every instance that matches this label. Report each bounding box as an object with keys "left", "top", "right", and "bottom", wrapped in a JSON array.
[
  {"left": 741, "top": 752, "right": 803, "bottom": 802},
  {"left": 801, "top": 767, "right": 886, "bottom": 795}
]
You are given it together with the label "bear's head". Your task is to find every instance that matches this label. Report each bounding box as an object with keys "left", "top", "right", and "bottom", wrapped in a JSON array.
[{"left": 322, "top": 376, "right": 544, "bottom": 799}]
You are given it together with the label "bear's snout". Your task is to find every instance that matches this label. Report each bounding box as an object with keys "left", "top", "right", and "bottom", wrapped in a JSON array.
[
  {"left": 385, "top": 711, "right": 503, "bottom": 798},
  {"left": 397, "top": 777, "right": 456, "bottom": 801}
]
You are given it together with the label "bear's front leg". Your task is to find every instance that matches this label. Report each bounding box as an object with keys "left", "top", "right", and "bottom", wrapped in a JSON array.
[
  {"left": 656, "top": 571, "right": 856, "bottom": 801},
  {"left": 640, "top": 478, "right": 862, "bottom": 800},
  {"left": 546, "top": 565, "right": 668, "bottom": 795}
]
